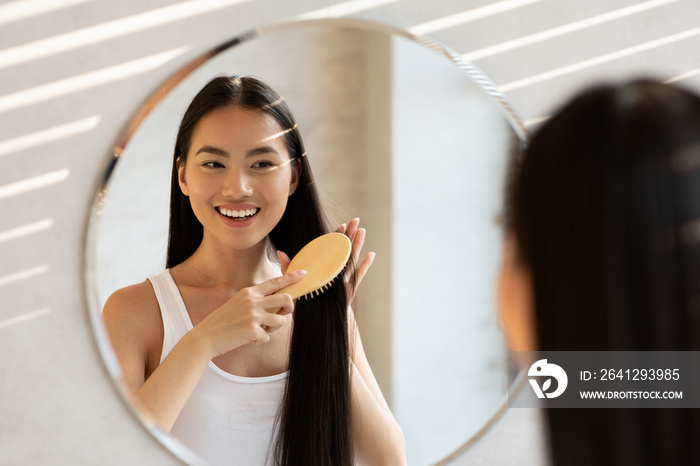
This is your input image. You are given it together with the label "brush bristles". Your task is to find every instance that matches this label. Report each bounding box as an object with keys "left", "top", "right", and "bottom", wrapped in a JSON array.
[{"left": 300, "top": 272, "right": 345, "bottom": 300}]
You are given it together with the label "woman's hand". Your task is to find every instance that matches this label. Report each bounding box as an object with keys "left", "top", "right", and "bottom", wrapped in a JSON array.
[
  {"left": 336, "top": 218, "right": 375, "bottom": 302},
  {"left": 192, "top": 270, "right": 306, "bottom": 359}
]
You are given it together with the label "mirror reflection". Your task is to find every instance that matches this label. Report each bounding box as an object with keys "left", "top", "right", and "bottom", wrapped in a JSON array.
[{"left": 90, "top": 19, "right": 525, "bottom": 465}]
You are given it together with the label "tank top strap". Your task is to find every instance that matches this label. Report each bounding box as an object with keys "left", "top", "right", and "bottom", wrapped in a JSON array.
[{"left": 147, "top": 269, "right": 193, "bottom": 363}]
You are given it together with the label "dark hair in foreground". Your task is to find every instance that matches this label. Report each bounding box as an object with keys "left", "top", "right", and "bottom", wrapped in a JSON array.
[
  {"left": 507, "top": 80, "right": 700, "bottom": 466},
  {"left": 167, "top": 76, "right": 353, "bottom": 466}
]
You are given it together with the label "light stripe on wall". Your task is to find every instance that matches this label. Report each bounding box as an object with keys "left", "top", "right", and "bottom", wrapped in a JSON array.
[
  {"left": 0, "top": 47, "right": 190, "bottom": 113},
  {"left": 0, "top": 308, "right": 52, "bottom": 330},
  {"left": 0, "top": 116, "right": 101, "bottom": 158}
]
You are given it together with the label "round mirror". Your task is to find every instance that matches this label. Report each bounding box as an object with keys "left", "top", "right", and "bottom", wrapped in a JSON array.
[{"left": 86, "top": 18, "right": 526, "bottom": 465}]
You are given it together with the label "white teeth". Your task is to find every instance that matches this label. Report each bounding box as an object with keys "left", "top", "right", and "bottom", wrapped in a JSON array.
[{"left": 218, "top": 207, "right": 259, "bottom": 219}]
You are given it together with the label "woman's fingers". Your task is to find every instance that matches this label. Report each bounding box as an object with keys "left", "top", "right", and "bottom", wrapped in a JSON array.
[
  {"left": 334, "top": 217, "right": 376, "bottom": 299},
  {"left": 263, "top": 293, "right": 295, "bottom": 316},
  {"left": 253, "top": 293, "right": 295, "bottom": 336},
  {"left": 206, "top": 275, "right": 302, "bottom": 351},
  {"left": 338, "top": 218, "right": 361, "bottom": 273},
  {"left": 345, "top": 218, "right": 360, "bottom": 242},
  {"left": 254, "top": 269, "right": 306, "bottom": 296},
  {"left": 351, "top": 227, "right": 366, "bottom": 267},
  {"left": 261, "top": 312, "right": 288, "bottom": 333},
  {"left": 353, "top": 252, "right": 376, "bottom": 291}
]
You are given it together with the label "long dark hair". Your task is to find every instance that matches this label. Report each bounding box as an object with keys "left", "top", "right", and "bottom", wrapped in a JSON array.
[
  {"left": 507, "top": 80, "right": 700, "bottom": 466},
  {"left": 167, "top": 76, "right": 353, "bottom": 466}
]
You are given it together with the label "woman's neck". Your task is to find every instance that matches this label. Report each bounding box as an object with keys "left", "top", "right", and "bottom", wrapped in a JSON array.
[{"left": 178, "top": 237, "right": 278, "bottom": 292}]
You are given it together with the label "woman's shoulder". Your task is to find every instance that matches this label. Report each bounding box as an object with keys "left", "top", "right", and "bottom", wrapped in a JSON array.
[
  {"left": 104, "top": 279, "right": 159, "bottom": 314},
  {"left": 102, "top": 278, "right": 163, "bottom": 347},
  {"left": 103, "top": 277, "right": 166, "bottom": 387}
]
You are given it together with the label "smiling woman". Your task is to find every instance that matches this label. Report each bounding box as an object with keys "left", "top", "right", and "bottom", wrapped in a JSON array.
[
  {"left": 102, "top": 75, "right": 405, "bottom": 465},
  {"left": 176, "top": 106, "right": 300, "bottom": 251},
  {"left": 87, "top": 18, "right": 525, "bottom": 465}
]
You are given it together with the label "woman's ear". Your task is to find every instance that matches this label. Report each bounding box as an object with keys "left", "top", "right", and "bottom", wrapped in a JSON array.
[
  {"left": 177, "top": 157, "right": 189, "bottom": 196},
  {"left": 288, "top": 160, "right": 301, "bottom": 196},
  {"left": 497, "top": 235, "right": 538, "bottom": 354}
]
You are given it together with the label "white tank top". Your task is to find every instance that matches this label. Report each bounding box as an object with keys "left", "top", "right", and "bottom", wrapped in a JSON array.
[{"left": 148, "top": 269, "right": 287, "bottom": 466}]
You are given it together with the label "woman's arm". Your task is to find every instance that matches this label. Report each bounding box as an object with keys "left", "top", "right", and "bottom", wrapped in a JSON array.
[
  {"left": 103, "top": 288, "right": 206, "bottom": 430},
  {"left": 103, "top": 282, "right": 216, "bottom": 431},
  {"left": 349, "top": 309, "right": 407, "bottom": 465},
  {"left": 102, "top": 272, "right": 304, "bottom": 431}
]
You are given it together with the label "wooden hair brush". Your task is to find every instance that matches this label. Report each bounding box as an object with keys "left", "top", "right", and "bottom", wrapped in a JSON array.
[{"left": 275, "top": 232, "right": 352, "bottom": 300}]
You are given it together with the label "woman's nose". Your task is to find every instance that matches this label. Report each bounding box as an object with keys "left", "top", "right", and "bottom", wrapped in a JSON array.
[{"left": 222, "top": 169, "right": 253, "bottom": 198}]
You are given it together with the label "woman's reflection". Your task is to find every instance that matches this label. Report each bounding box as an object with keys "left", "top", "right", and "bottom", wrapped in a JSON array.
[{"left": 102, "top": 76, "right": 405, "bottom": 465}]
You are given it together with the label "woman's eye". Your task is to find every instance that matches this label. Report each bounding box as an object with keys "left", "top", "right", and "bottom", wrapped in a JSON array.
[
  {"left": 251, "top": 160, "right": 274, "bottom": 169},
  {"left": 203, "top": 161, "right": 224, "bottom": 169}
]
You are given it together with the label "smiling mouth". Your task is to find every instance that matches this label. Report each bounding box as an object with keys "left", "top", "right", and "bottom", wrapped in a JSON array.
[{"left": 217, "top": 207, "right": 260, "bottom": 220}]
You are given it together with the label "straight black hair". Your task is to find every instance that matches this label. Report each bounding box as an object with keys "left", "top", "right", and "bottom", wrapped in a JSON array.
[
  {"left": 507, "top": 80, "right": 700, "bottom": 466},
  {"left": 167, "top": 76, "right": 353, "bottom": 466}
]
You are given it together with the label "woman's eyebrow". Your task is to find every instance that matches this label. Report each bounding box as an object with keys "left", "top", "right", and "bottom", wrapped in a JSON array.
[
  {"left": 247, "top": 146, "right": 280, "bottom": 157},
  {"left": 195, "top": 145, "right": 228, "bottom": 157},
  {"left": 194, "top": 145, "right": 280, "bottom": 158}
]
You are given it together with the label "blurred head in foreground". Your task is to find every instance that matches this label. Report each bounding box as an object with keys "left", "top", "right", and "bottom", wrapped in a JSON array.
[{"left": 500, "top": 80, "right": 700, "bottom": 466}]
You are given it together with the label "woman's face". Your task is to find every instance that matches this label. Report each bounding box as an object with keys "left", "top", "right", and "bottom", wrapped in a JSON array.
[
  {"left": 178, "top": 105, "right": 299, "bottom": 252},
  {"left": 497, "top": 235, "right": 537, "bottom": 353}
]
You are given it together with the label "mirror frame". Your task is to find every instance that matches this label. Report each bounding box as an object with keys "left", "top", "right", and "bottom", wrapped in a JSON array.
[{"left": 84, "top": 17, "right": 528, "bottom": 465}]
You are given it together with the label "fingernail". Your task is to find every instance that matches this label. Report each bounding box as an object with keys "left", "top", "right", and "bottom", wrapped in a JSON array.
[{"left": 295, "top": 270, "right": 307, "bottom": 277}]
